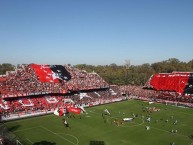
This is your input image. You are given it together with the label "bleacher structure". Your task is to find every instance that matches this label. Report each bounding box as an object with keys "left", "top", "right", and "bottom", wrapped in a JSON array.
[
  {"left": 144, "top": 72, "right": 193, "bottom": 103},
  {"left": 0, "top": 64, "right": 124, "bottom": 121},
  {"left": 144, "top": 72, "right": 193, "bottom": 95}
]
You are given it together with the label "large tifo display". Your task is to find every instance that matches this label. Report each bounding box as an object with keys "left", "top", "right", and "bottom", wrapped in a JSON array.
[
  {"left": 146, "top": 72, "right": 193, "bottom": 95},
  {"left": 30, "top": 64, "right": 71, "bottom": 83}
]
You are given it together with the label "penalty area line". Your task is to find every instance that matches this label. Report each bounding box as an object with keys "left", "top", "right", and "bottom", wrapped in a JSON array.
[{"left": 55, "top": 133, "right": 79, "bottom": 145}]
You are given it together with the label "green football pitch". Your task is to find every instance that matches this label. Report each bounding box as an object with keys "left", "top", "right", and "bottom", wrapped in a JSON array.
[{"left": 4, "top": 100, "right": 193, "bottom": 145}]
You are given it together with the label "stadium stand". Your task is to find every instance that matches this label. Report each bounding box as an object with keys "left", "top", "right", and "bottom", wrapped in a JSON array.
[
  {"left": 0, "top": 64, "right": 125, "bottom": 121},
  {"left": 143, "top": 72, "right": 193, "bottom": 105},
  {"left": 144, "top": 72, "right": 193, "bottom": 95},
  {"left": 1, "top": 64, "right": 193, "bottom": 121},
  {"left": 119, "top": 73, "right": 193, "bottom": 108}
]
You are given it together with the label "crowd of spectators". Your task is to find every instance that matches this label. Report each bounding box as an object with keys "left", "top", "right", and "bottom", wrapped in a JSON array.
[
  {"left": 0, "top": 64, "right": 109, "bottom": 97},
  {"left": 0, "top": 63, "right": 121, "bottom": 111},
  {"left": 0, "top": 87, "right": 123, "bottom": 118},
  {"left": 1, "top": 64, "right": 193, "bottom": 119},
  {"left": 0, "top": 64, "right": 114, "bottom": 118},
  {"left": 120, "top": 85, "right": 193, "bottom": 107}
]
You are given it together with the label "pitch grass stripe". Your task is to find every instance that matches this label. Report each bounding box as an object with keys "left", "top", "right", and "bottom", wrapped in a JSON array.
[
  {"left": 53, "top": 125, "right": 80, "bottom": 144},
  {"left": 148, "top": 125, "right": 188, "bottom": 138},
  {"left": 41, "top": 126, "right": 78, "bottom": 145},
  {"left": 106, "top": 116, "right": 144, "bottom": 128},
  {"left": 13, "top": 126, "right": 40, "bottom": 133},
  {"left": 7, "top": 114, "right": 54, "bottom": 124},
  {"left": 89, "top": 110, "right": 145, "bottom": 127},
  {"left": 90, "top": 109, "right": 190, "bottom": 141},
  {"left": 90, "top": 110, "right": 190, "bottom": 140},
  {"left": 170, "top": 109, "right": 193, "bottom": 116},
  {"left": 108, "top": 116, "right": 188, "bottom": 139},
  {"left": 135, "top": 120, "right": 190, "bottom": 140},
  {"left": 89, "top": 110, "right": 99, "bottom": 114},
  {"left": 12, "top": 125, "right": 79, "bottom": 145}
]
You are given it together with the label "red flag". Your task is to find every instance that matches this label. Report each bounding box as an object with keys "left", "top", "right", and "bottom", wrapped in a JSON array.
[
  {"left": 67, "top": 107, "right": 81, "bottom": 114},
  {"left": 59, "top": 108, "right": 64, "bottom": 116}
]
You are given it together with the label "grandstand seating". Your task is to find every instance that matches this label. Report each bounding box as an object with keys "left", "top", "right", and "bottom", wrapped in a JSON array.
[
  {"left": 0, "top": 64, "right": 109, "bottom": 98},
  {"left": 120, "top": 85, "right": 193, "bottom": 105},
  {"left": 144, "top": 72, "right": 193, "bottom": 95},
  {"left": 1, "top": 64, "right": 192, "bottom": 120},
  {"left": 0, "top": 64, "right": 124, "bottom": 118}
]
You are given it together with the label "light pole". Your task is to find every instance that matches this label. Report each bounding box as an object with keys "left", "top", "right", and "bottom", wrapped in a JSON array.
[{"left": 124, "top": 59, "right": 130, "bottom": 97}]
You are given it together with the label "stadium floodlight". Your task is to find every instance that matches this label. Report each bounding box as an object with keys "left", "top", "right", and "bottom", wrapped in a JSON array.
[
  {"left": 123, "top": 59, "right": 130, "bottom": 97},
  {"left": 125, "top": 59, "right": 130, "bottom": 70}
]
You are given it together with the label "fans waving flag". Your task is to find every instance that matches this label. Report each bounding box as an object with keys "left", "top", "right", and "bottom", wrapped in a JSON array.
[
  {"left": 54, "top": 106, "right": 87, "bottom": 117},
  {"left": 30, "top": 64, "right": 71, "bottom": 83},
  {"left": 67, "top": 107, "right": 81, "bottom": 115},
  {"left": 146, "top": 72, "right": 193, "bottom": 95},
  {"left": 49, "top": 65, "right": 71, "bottom": 82}
]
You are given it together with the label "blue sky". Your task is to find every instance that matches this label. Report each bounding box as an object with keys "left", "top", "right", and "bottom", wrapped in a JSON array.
[{"left": 0, "top": 0, "right": 193, "bottom": 65}]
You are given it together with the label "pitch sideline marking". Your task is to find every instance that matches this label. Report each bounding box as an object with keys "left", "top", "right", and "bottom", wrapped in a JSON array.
[
  {"left": 12, "top": 125, "right": 79, "bottom": 145},
  {"left": 41, "top": 126, "right": 78, "bottom": 145},
  {"left": 26, "top": 138, "right": 33, "bottom": 144}
]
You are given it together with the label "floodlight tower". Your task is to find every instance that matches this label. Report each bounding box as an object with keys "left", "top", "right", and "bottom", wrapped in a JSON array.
[
  {"left": 125, "top": 59, "right": 130, "bottom": 84},
  {"left": 124, "top": 59, "right": 130, "bottom": 97}
]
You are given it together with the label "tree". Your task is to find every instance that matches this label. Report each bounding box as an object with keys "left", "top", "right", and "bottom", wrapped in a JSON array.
[{"left": 0, "top": 63, "right": 15, "bottom": 75}]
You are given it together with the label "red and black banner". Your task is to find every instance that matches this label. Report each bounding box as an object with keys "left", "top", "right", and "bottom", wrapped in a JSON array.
[
  {"left": 146, "top": 72, "right": 193, "bottom": 95},
  {"left": 183, "top": 73, "right": 193, "bottom": 94},
  {"left": 30, "top": 64, "right": 71, "bottom": 83}
]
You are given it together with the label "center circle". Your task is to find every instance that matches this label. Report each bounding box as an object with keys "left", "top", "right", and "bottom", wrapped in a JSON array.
[{"left": 106, "top": 115, "right": 144, "bottom": 127}]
